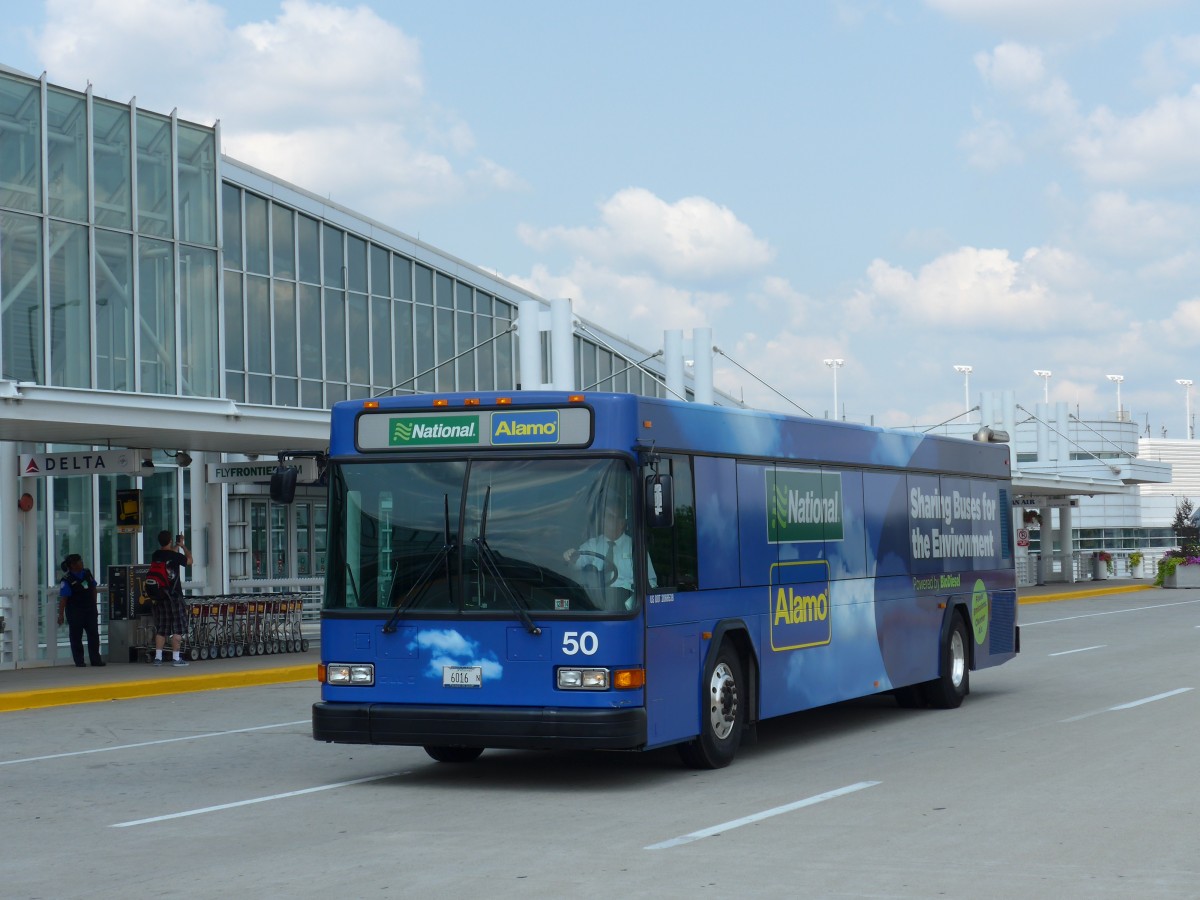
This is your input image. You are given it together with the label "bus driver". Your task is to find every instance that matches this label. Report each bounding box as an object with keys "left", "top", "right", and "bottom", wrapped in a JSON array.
[{"left": 563, "top": 504, "right": 656, "bottom": 609}]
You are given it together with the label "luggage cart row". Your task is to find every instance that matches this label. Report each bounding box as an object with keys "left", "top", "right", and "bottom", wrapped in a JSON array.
[{"left": 133, "top": 593, "right": 311, "bottom": 662}]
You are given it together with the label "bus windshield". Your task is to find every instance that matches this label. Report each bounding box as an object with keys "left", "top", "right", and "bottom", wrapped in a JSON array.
[{"left": 325, "top": 456, "right": 640, "bottom": 615}]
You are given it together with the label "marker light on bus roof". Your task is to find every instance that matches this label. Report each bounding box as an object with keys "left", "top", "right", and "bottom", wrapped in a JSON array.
[
  {"left": 463, "top": 398, "right": 480, "bottom": 406},
  {"left": 363, "top": 400, "right": 379, "bottom": 409},
  {"left": 568, "top": 395, "right": 585, "bottom": 403},
  {"left": 433, "top": 398, "right": 449, "bottom": 407},
  {"left": 496, "top": 397, "right": 512, "bottom": 405}
]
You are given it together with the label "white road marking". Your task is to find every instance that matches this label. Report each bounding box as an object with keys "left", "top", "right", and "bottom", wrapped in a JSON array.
[
  {"left": 1049, "top": 645, "right": 1106, "bottom": 656},
  {"left": 644, "top": 781, "right": 880, "bottom": 850},
  {"left": 111, "top": 772, "right": 405, "bottom": 827},
  {"left": 1061, "top": 687, "right": 1193, "bottom": 723},
  {"left": 1024, "top": 597, "right": 1200, "bottom": 626},
  {"left": 1109, "top": 687, "right": 1193, "bottom": 710},
  {"left": 0, "top": 720, "right": 309, "bottom": 767}
]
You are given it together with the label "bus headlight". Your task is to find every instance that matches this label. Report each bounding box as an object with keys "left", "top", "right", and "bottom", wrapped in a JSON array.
[
  {"left": 557, "top": 667, "right": 609, "bottom": 690},
  {"left": 326, "top": 663, "right": 374, "bottom": 685}
]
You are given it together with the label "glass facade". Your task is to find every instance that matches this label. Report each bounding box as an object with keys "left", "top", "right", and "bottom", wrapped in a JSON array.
[
  {"left": 220, "top": 184, "right": 535, "bottom": 409},
  {"left": 0, "top": 72, "right": 220, "bottom": 398},
  {"left": 0, "top": 68, "right": 675, "bottom": 667}
]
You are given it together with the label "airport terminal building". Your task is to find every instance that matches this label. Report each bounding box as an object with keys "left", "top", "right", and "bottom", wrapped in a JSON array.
[
  {"left": 0, "top": 67, "right": 702, "bottom": 668},
  {"left": 0, "top": 66, "right": 1189, "bottom": 671}
]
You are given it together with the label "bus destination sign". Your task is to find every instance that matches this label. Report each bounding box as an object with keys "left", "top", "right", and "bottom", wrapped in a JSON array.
[{"left": 358, "top": 406, "right": 593, "bottom": 451}]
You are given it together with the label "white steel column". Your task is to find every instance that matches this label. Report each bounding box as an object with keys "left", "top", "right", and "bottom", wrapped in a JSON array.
[
  {"left": 0, "top": 443, "right": 18, "bottom": 666},
  {"left": 1059, "top": 504, "right": 1075, "bottom": 583},
  {"left": 518, "top": 299, "right": 544, "bottom": 390},
  {"left": 692, "top": 327, "right": 714, "bottom": 405},
  {"left": 550, "top": 298, "right": 575, "bottom": 390},
  {"left": 664, "top": 330, "right": 684, "bottom": 399}
]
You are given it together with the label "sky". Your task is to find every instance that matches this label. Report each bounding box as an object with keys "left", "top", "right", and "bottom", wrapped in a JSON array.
[{"left": 4, "top": 0, "right": 1200, "bottom": 436}]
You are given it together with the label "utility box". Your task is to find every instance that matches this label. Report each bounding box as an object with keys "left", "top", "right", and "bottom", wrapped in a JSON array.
[{"left": 107, "top": 564, "right": 154, "bottom": 620}]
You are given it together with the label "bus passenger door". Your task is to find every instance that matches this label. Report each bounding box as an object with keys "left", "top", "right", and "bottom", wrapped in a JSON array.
[{"left": 643, "top": 454, "right": 704, "bottom": 748}]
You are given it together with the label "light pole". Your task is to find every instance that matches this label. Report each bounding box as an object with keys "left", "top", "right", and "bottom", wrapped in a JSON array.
[
  {"left": 1034, "top": 369, "right": 1052, "bottom": 403},
  {"left": 823, "top": 358, "right": 844, "bottom": 420},
  {"left": 1106, "top": 374, "right": 1124, "bottom": 420},
  {"left": 1177, "top": 379, "right": 1193, "bottom": 439},
  {"left": 953, "top": 365, "right": 972, "bottom": 417}
]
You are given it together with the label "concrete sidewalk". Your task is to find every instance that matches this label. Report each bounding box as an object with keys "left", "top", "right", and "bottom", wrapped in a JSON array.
[
  {"left": 0, "top": 577, "right": 1163, "bottom": 713},
  {"left": 0, "top": 646, "right": 318, "bottom": 713}
]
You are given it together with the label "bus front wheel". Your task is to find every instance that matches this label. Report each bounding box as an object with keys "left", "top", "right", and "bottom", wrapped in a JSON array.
[
  {"left": 922, "top": 614, "right": 970, "bottom": 709},
  {"left": 424, "top": 746, "right": 484, "bottom": 763},
  {"left": 678, "top": 644, "right": 744, "bottom": 769}
]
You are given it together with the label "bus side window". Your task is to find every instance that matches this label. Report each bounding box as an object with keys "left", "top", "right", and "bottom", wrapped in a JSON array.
[{"left": 646, "top": 454, "right": 699, "bottom": 592}]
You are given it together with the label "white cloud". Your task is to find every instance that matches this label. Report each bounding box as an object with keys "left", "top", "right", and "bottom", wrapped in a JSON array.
[
  {"left": 37, "top": 0, "right": 226, "bottom": 94},
  {"left": 34, "top": 0, "right": 518, "bottom": 216},
  {"left": 973, "top": 43, "right": 1079, "bottom": 124},
  {"left": 1071, "top": 86, "right": 1200, "bottom": 185},
  {"left": 974, "top": 42, "right": 1046, "bottom": 93},
  {"left": 1084, "top": 191, "right": 1195, "bottom": 256},
  {"left": 926, "top": 0, "right": 1165, "bottom": 40},
  {"left": 503, "top": 258, "right": 729, "bottom": 340},
  {"left": 865, "top": 245, "right": 1098, "bottom": 330},
  {"left": 960, "top": 112, "right": 1024, "bottom": 170},
  {"left": 518, "top": 188, "right": 775, "bottom": 281},
  {"left": 1160, "top": 298, "right": 1200, "bottom": 347}
]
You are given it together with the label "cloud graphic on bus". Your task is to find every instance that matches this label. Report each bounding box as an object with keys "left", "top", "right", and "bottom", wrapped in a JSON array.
[{"left": 410, "top": 629, "right": 503, "bottom": 681}]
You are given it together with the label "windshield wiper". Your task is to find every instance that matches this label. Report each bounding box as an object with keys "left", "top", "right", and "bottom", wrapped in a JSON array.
[
  {"left": 383, "top": 494, "right": 456, "bottom": 634},
  {"left": 474, "top": 487, "right": 541, "bottom": 636}
]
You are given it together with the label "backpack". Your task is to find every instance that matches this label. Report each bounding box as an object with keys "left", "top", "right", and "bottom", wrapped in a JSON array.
[{"left": 145, "top": 559, "right": 176, "bottom": 605}]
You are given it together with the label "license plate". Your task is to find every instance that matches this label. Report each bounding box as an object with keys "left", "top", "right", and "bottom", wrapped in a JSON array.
[{"left": 442, "top": 666, "right": 482, "bottom": 687}]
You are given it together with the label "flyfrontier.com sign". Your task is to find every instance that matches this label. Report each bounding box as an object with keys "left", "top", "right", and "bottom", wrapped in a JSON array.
[
  {"left": 390, "top": 415, "right": 480, "bottom": 447},
  {"left": 768, "top": 469, "right": 844, "bottom": 543}
]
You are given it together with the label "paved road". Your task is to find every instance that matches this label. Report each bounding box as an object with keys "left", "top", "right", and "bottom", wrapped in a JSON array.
[{"left": 2, "top": 584, "right": 1197, "bottom": 898}]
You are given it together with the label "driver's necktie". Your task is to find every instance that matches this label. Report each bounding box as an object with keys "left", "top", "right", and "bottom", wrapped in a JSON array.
[{"left": 605, "top": 539, "right": 616, "bottom": 572}]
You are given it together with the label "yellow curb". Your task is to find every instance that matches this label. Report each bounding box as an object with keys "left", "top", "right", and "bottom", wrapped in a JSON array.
[
  {"left": 1018, "top": 584, "right": 1151, "bottom": 605},
  {"left": 0, "top": 664, "right": 315, "bottom": 714}
]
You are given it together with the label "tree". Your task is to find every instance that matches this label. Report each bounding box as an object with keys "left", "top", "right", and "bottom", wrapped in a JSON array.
[{"left": 1173, "top": 498, "right": 1199, "bottom": 556}]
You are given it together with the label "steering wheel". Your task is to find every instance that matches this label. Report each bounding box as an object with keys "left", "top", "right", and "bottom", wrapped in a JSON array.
[{"left": 574, "top": 549, "right": 618, "bottom": 586}]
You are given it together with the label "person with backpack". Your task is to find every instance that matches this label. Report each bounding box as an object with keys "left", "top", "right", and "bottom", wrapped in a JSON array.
[
  {"left": 57, "top": 553, "right": 106, "bottom": 667},
  {"left": 150, "top": 530, "right": 192, "bottom": 667}
]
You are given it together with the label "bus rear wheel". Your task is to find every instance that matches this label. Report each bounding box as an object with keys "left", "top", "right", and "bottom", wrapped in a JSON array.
[
  {"left": 424, "top": 746, "right": 484, "bottom": 763},
  {"left": 678, "top": 644, "right": 744, "bottom": 769},
  {"left": 921, "top": 614, "right": 970, "bottom": 709}
]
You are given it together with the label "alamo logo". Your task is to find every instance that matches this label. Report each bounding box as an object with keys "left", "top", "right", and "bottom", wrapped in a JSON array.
[
  {"left": 389, "top": 415, "right": 480, "bottom": 447},
  {"left": 767, "top": 469, "right": 844, "bottom": 543},
  {"left": 490, "top": 410, "right": 560, "bottom": 445},
  {"left": 768, "top": 561, "right": 833, "bottom": 651}
]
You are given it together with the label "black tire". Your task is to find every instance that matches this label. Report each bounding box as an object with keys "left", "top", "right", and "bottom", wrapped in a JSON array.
[
  {"left": 424, "top": 746, "right": 484, "bottom": 763},
  {"left": 921, "top": 613, "right": 970, "bottom": 709},
  {"left": 678, "top": 644, "right": 745, "bottom": 769}
]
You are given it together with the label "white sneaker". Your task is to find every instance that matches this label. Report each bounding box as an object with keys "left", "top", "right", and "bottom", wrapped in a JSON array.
[{"left": 172, "top": 659, "right": 189, "bottom": 667}]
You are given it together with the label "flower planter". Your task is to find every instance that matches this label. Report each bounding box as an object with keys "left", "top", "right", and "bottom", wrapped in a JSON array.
[
  {"left": 1130, "top": 561, "right": 1145, "bottom": 579},
  {"left": 1092, "top": 558, "right": 1110, "bottom": 580},
  {"left": 1163, "top": 564, "right": 1200, "bottom": 589}
]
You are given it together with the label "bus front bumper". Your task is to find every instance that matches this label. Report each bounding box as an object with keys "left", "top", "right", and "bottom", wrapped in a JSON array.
[{"left": 312, "top": 702, "right": 647, "bottom": 751}]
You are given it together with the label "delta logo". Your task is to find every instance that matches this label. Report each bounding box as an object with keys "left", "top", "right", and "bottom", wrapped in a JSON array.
[
  {"left": 491, "top": 410, "right": 560, "bottom": 445},
  {"left": 768, "top": 469, "right": 844, "bottom": 543},
  {"left": 389, "top": 415, "right": 480, "bottom": 447}
]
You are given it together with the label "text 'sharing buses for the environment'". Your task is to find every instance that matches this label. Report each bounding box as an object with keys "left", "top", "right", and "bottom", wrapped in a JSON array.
[{"left": 296, "top": 391, "right": 1018, "bottom": 768}]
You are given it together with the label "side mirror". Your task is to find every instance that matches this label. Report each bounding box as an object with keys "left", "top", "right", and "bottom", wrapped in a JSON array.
[
  {"left": 645, "top": 473, "right": 674, "bottom": 528},
  {"left": 270, "top": 466, "right": 298, "bottom": 504}
]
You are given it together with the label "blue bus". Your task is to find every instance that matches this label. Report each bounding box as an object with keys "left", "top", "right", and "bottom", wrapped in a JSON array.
[{"left": 305, "top": 391, "right": 1018, "bottom": 768}]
